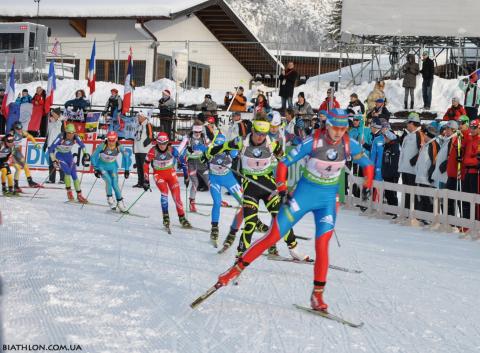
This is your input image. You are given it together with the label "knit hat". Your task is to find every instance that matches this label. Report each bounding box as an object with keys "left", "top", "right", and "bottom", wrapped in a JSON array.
[
  {"left": 163, "top": 89, "right": 171, "bottom": 96},
  {"left": 447, "top": 120, "right": 459, "bottom": 130},
  {"left": 51, "top": 107, "right": 62, "bottom": 116},
  {"left": 110, "top": 88, "right": 118, "bottom": 94},
  {"left": 425, "top": 125, "right": 438, "bottom": 139},
  {"left": 407, "top": 112, "right": 421, "bottom": 124},
  {"left": 470, "top": 119, "right": 479, "bottom": 128},
  {"left": 375, "top": 98, "right": 385, "bottom": 103},
  {"left": 459, "top": 115, "right": 470, "bottom": 124},
  {"left": 352, "top": 114, "right": 362, "bottom": 121},
  {"left": 325, "top": 109, "right": 349, "bottom": 127}
]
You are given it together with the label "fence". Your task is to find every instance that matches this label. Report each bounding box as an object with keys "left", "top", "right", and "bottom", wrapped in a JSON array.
[{"left": 346, "top": 174, "right": 480, "bottom": 238}]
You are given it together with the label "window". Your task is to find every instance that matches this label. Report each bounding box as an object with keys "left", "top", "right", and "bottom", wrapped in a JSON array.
[
  {"left": 0, "top": 33, "right": 24, "bottom": 51},
  {"left": 86, "top": 59, "right": 146, "bottom": 86},
  {"left": 29, "top": 32, "right": 35, "bottom": 49},
  {"left": 155, "top": 54, "right": 210, "bottom": 88}
]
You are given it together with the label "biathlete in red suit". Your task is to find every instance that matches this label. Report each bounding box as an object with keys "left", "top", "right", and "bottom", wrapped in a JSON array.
[
  {"left": 143, "top": 132, "right": 192, "bottom": 229},
  {"left": 215, "top": 109, "right": 374, "bottom": 312}
]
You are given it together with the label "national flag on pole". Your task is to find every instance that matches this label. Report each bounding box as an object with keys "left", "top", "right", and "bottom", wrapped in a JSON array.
[
  {"left": 122, "top": 47, "right": 133, "bottom": 115},
  {"left": 469, "top": 68, "right": 480, "bottom": 83},
  {"left": 87, "top": 40, "right": 96, "bottom": 95},
  {"left": 1, "top": 59, "right": 15, "bottom": 118},
  {"left": 45, "top": 60, "right": 56, "bottom": 113},
  {"left": 51, "top": 38, "right": 60, "bottom": 56}
]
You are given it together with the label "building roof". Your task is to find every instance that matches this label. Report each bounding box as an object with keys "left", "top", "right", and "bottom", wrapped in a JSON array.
[{"left": 0, "top": 0, "right": 280, "bottom": 76}]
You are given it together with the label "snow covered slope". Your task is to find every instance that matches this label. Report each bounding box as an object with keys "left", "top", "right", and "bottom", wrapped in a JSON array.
[{"left": 1, "top": 172, "right": 480, "bottom": 353}]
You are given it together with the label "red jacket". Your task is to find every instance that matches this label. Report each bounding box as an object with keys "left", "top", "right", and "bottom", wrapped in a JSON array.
[
  {"left": 319, "top": 98, "right": 340, "bottom": 112},
  {"left": 446, "top": 131, "right": 470, "bottom": 179},
  {"left": 443, "top": 105, "right": 467, "bottom": 121},
  {"left": 462, "top": 133, "right": 480, "bottom": 174}
]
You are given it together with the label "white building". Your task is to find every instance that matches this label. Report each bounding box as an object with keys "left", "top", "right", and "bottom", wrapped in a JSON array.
[{"left": 0, "top": 0, "right": 280, "bottom": 90}]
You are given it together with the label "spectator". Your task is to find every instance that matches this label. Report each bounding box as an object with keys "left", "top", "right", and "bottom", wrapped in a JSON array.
[
  {"left": 31, "top": 86, "right": 46, "bottom": 136},
  {"left": 132, "top": 110, "right": 153, "bottom": 188},
  {"left": 366, "top": 80, "right": 385, "bottom": 111},
  {"left": 318, "top": 88, "right": 340, "bottom": 112},
  {"left": 204, "top": 116, "right": 218, "bottom": 141},
  {"left": 462, "top": 119, "right": 480, "bottom": 219},
  {"left": 278, "top": 61, "right": 298, "bottom": 111},
  {"left": 16, "top": 89, "right": 32, "bottom": 105},
  {"left": 367, "top": 98, "right": 391, "bottom": 121},
  {"left": 458, "top": 78, "right": 480, "bottom": 120},
  {"left": 227, "top": 111, "right": 251, "bottom": 140},
  {"left": 43, "top": 107, "right": 65, "bottom": 184},
  {"left": 158, "top": 89, "right": 175, "bottom": 139},
  {"left": 381, "top": 129, "right": 400, "bottom": 210},
  {"left": 285, "top": 108, "right": 305, "bottom": 146},
  {"left": 458, "top": 115, "right": 470, "bottom": 134},
  {"left": 420, "top": 50, "right": 435, "bottom": 110},
  {"left": 432, "top": 120, "right": 458, "bottom": 189},
  {"left": 346, "top": 93, "right": 365, "bottom": 115},
  {"left": 398, "top": 112, "right": 424, "bottom": 209},
  {"left": 253, "top": 94, "right": 271, "bottom": 114},
  {"left": 0, "top": 88, "right": 5, "bottom": 134},
  {"left": 64, "top": 89, "right": 90, "bottom": 112},
  {"left": 402, "top": 53, "right": 419, "bottom": 110},
  {"left": 103, "top": 88, "right": 123, "bottom": 117},
  {"left": 224, "top": 87, "right": 247, "bottom": 112},
  {"left": 415, "top": 125, "right": 440, "bottom": 214},
  {"left": 197, "top": 94, "right": 218, "bottom": 122},
  {"left": 294, "top": 92, "right": 314, "bottom": 117},
  {"left": 443, "top": 97, "right": 466, "bottom": 121},
  {"left": 370, "top": 118, "right": 386, "bottom": 182}
]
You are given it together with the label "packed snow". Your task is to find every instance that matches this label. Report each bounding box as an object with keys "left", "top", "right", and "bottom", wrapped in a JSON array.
[
  {"left": 17, "top": 74, "right": 466, "bottom": 116},
  {"left": 1, "top": 171, "right": 480, "bottom": 353}
]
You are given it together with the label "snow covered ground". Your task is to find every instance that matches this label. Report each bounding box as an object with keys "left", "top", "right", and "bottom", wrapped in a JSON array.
[{"left": 1, "top": 171, "right": 480, "bottom": 353}]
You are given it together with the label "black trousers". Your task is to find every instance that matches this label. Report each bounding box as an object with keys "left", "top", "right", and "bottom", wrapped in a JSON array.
[
  {"left": 0, "top": 115, "right": 5, "bottom": 135},
  {"left": 135, "top": 153, "right": 147, "bottom": 185},
  {"left": 351, "top": 163, "right": 363, "bottom": 198},
  {"left": 402, "top": 172, "right": 417, "bottom": 209},
  {"left": 383, "top": 176, "right": 399, "bottom": 206},
  {"left": 417, "top": 184, "right": 433, "bottom": 213},
  {"left": 237, "top": 174, "right": 295, "bottom": 254},
  {"left": 446, "top": 177, "right": 461, "bottom": 217},
  {"left": 463, "top": 171, "right": 480, "bottom": 220},
  {"left": 465, "top": 106, "right": 478, "bottom": 122}
]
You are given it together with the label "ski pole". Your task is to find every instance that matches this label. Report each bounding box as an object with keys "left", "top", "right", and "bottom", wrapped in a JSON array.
[
  {"left": 116, "top": 188, "right": 150, "bottom": 222},
  {"left": 333, "top": 229, "right": 341, "bottom": 248},
  {"left": 81, "top": 177, "right": 98, "bottom": 209},
  {"left": 30, "top": 167, "right": 57, "bottom": 200},
  {"left": 224, "top": 165, "right": 277, "bottom": 197},
  {"left": 120, "top": 175, "right": 126, "bottom": 194}
]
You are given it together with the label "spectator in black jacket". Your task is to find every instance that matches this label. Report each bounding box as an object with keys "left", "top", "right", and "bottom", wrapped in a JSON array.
[
  {"left": 279, "top": 62, "right": 298, "bottom": 112},
  {"left": 103, "top": 88, "right": 123, "bottom": 117},
  {"left": 0, "top": 88, "right": 5, "bottom": 134},
  {"left": 64, "top": 90, "right": 90, "bottom": 112},
  {"left": 158, "top": 89, "right": 175, "bottom": 138},
  {"left": 381, "top": 129, "right": 400, "bottom": 210},
  {"left": 367, "top": 98, "right": 390, "bottom": 121},
  {"left": 346, "top": 93, "right": 365, "bottom": 115},
  {"left": 420, "top": 50, "right": 435, "bottom": 110}
]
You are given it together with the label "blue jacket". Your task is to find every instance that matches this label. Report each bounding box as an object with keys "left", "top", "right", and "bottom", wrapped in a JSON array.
[
  {"left": 64, "top": 97, "right": 91, "bottom": 112},
  {"left": 16, "top": 95, "right": 32, "bottom": 105},
  {"left": 349, "top": 124, "right": 373, "bottom": 157},
  {"left": 370, "top": 133, "right": 385, "bottom": 181}
]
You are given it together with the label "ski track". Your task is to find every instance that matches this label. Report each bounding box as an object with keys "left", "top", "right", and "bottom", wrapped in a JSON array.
[{"left": 1, "top": 171, "right": 480, "bottom": 353}]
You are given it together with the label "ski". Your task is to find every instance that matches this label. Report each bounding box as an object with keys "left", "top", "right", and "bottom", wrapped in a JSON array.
[
  {"left": 217, "top": 243, "right": 232, "bottom": 254},
  {"left": 190, "top": 282, "right": 223, "bottom": 309},
  {"left": 210, "top": 238, "right": 218, "bottom": 248},
  {"left": 190, "top": 210, "right": 211, "bottom": 217},
  {"left": 163, "top": 225, "right": 172, "bottom": 235},
  {"left": 20, "top": 185, "right": 63, "bottom": 190},
  {"left": 110, "top": 209, "right": 149, "bottom": 219},
  {"left": 172, "top": 224, "right": 210, "bottom": 233},
  {"left": 264, "top": 255, "right": 363, "bottom": 273},
  {"left": 196, "top": 202, "right": 233, "bottom": 208},
  {"left": 293, "top": 304, "right": 364, "bottom": 328}
]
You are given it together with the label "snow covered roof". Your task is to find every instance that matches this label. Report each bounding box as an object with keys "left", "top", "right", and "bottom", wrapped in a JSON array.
[
  {"left": 272, "top": 50, "right": 373, "bottom": 60},
  {"left": 0, "top": 0, "right": 206, "bottom": 18}
]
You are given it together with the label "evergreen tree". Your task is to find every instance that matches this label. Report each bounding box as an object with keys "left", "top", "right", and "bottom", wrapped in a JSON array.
[{"left": 326, "top": 0, "right": 342, "bottom": 41}]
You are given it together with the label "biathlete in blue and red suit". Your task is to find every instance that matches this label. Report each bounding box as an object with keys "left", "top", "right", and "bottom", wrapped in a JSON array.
[{"left": 215, "top": 108, "right": 374, "bottom": 312}]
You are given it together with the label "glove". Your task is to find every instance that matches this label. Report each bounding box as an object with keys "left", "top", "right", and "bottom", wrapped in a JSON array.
[
  {"left": 200, "top": 152, "right": 209, "bottom": 164},
  {"left": 53, "top": 160, "right": 60, "bottom": 170},
  {"left": 361, "top": 187, "right": 371, "bottom": 202},
  {"left": 143, "top": 182, "right": 150, "bottom": 191},
  {"left": 124, "top": 170, "right": 130, "bottom": 179},
  {"left": 82, "top": 153, "right": 91, "bottom": 164},
  {"left": 94, "top": 169, "right": 102, "bottom": 178},
  {"left": 409, "top": 155, "right": 418, "bottom": 166},
  {"left": 184, "top": 176, "right": 190, "bottom": 187},
  {"left": 279, "top": 190, "right": 292, "bottom": 206}
]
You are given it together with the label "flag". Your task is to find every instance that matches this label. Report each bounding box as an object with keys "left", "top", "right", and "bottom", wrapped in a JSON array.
[
  {"left": 45, "top": 61, "right": 56, "bottom": 113},
  {"left": 87, "top": 40, "right": 96, "bottom": 95},
  {"left": 1, "top": 60, "right": 15, "bottom": 118},
  {"left": 51, "top": 38, "right": 60, "bottom": 56},
  {"left": 469, "top": 68, "right": 480, "bottom": 83},
  {"left": 122, "top": 47, "right": 133, "bottom": 115}
]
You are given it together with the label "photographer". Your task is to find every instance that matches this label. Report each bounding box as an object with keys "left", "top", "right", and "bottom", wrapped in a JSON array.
[
  {"left": 158, "top": 89, "right": 175, "bottom": 138},
  {"left": 224, "top": 87, "right": 247, "bottom": 112}
]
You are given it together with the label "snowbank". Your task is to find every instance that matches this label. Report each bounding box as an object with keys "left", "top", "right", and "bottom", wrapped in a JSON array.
[{"left": 16, "top": 74, "right": 464, "bottom": 116}]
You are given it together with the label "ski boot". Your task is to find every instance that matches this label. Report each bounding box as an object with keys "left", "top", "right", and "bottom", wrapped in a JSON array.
[
  {"left": 210, "top": 223, "right": 219, "bottom": 248},
  {"left": 267, "top": 246, "right": 279, "bottom": 256},
  {"left": 1, "top": 183, "right": 6, "bottom": 195},
  {"left": 256, "top": 220, "right": 269, "bottom": 233},
  {"left": 76, "top": 191, "right": 88, "bottom": 204},
  {"left": 66, "top": 188, "right": 75, "bottom": 201},
  {"left": 310, "top": 285, "right": 328, "bottom": 312},
  {"left": 7, "top": 186, "right": 15, "bottom": 196},
  {"left": 288, "top": 241, "right": 309, "bottom": 261},
  {"left": 27, "top": 176, "right": 40, "bottom": 188},
  {"left": 217, "top": 258, "right": 248, "bottom": 286},
  {"left": 179, "top": 215, "right": 192, "bottom": 228},
  {"left": 13, "top": 180, "right": 23, "bottom": 194},
  {"left": 116, "top": 198, "right": 127, "bottom": 213},
  {"left": 189, "top": 198, "right": 197, "bottom": 212},
  {"left": 223, "top": 230, "right": 236, "bottom": 248},
  {"left": 163, "top": 214, "right": 170, "bottom": 227},
  {"left": 107, "top": 195, "right": 116, "bottom": 210}
]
